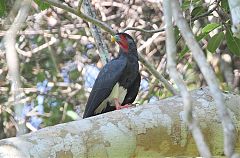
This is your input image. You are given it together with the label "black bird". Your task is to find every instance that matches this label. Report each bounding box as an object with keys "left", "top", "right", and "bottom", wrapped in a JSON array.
[{"left": 83, "top": 33, "right": 140, "bottom": 118}]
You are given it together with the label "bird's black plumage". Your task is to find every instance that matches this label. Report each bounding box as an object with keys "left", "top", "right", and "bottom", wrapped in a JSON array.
[{"left": 83, "top": 33, "right": 140, "bottom": 118}]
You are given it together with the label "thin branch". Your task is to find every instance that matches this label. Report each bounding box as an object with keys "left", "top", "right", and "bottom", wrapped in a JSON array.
[
  {"left": 122, "top": 27, "right": 165, "bottom": 33},
  {"left": 16, "top": 36, "right": 57, "bottom": 57},
  {"left": 171, "top": 0, "right": 238, "bottom": 157},
  {"left": 137, "top": 32, "right": 162, "bottom": 52},
  {"left": 163, "top": 1, "right": 211, "bottom": 157},
  {"left": 77, "top": 0, "right": 84, "bottom": 11},
  {"left": 82, "top": 0, "right": 110, "bottom": 64},
  {"left": 138, "top": 54, "right": 178, "bottom": 95},
  {"left": 191, "top": 0, "right": 220, "bottom": 21},
  {"left": 44, "top": 36, "right": 59, "bottom": 73},
  {"left": 43, "top": 0, "right": 115, "bottom": 35}
]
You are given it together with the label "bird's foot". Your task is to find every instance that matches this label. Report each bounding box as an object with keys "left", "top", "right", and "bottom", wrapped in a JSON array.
[
  {"left": 114, "top": 98, "right": 130, "bottom": 110},
  {"left": 116, "top": 104, "right": 130, "bottom": 110}
]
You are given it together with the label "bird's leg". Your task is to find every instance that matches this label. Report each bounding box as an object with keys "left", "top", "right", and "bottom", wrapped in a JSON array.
[{"left": 114, "top": 98, "right": 130, "bottom": 110}]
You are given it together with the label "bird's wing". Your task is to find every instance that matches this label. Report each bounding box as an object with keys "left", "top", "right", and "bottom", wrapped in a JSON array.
[
  {"left": 122, "top": 72, "right": 141, "bottom": 105},
  {"left": 83, "top": 57, "right": 127, "bottom": 118}
]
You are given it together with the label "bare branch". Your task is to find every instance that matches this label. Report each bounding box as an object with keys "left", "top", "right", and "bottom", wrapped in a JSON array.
[
  {"left": 43, "top": 0, "right": 115, "bottom": 35},
  {"left": 15, "top": 37, "right": 57, "bottom": 57},
  {"left": 171, "top": 0, "right": 238, "bottom": 157},
  {"left": 77, "top": 0, "right": 84, "bottom": 12},
  {"left": 44, "top": 36, "right": 59, "bottom": 73},
  {"left": 122, "top": 27, "right": 164, "bottom": 34},
  {"left": 82, "top": 0, "right": 110, "bottom": 64},
  {"left": 163, "top": 1, "right": 211, "bottom": 157},
  {"left": 3, "top": 0, "right": 32, "bottom": 135},
  {"left": 138, "top": 53, "right": 177, "bottom": 95}
]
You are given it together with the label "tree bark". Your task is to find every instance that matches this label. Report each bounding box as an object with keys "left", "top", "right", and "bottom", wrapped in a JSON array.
[{"left": 0, "top": 87, "right": 239, "bottom": 158}]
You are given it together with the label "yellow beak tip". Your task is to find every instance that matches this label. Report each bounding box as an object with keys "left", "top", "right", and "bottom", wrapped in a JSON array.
[{"left": 111, "top": 36, "right": 116, "bottom": 43}]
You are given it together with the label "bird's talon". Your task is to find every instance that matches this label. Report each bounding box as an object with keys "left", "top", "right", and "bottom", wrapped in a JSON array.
[{"left": 116, "top": 104, "right": 131, "bottom": 110}]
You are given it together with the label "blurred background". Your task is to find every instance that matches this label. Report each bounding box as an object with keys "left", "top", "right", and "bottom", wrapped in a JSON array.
[{"left": 0, "top": 0, "right": 239, "bottom": 138}]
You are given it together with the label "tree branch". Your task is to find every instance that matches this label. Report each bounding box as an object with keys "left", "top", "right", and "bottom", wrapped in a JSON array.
[
  {"left": 3, "top": 0, "right": 31, "bottom": 136},
  {"left": 138, "top": 54, "right": 178, "bottom": 95},
  {"left": 43, "top": 0, "right": 115, "bottom": 35},
  {"left": 122, "top": 27, "right": 165, "bottom": 34},
  {"left": 82, "top": 0, "right": 110, "bottom": 64},
  {"left": 0, "top": 88, "right": 239, "bottom": 157}
]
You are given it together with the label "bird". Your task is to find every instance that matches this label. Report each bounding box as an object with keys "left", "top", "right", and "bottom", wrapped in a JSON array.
[{"left": 83, "top": 32, "right": 141, "bottom": 118}]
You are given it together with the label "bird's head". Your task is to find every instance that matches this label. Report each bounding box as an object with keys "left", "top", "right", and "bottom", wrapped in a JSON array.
[{"left": 111, "top": 33, "right": 136, "bottom": 53}]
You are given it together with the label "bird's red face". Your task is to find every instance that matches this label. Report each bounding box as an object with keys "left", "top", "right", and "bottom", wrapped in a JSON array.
[{"left": 111, "top": 34, "right": 129, "bottom": 52}]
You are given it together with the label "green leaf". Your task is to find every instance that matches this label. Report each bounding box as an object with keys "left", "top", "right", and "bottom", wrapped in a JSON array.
[
  {"left": 181, "top": 0, "right": 202, "bottom": 11},
  {"left": 34, "top": 0, "right": 50, "bottom": 10},
  {"left": 36, "top": 72, "right": 45, "bottom": 82},
  {"left": 226, "top": 28, "right": 240, "bottom": 56},
  {"left": 69, "top": 69, "right": 80, "bottom": 81},
  {"left": 202, "top": 23, "right": 220, "bottom": 33},
  {"left": 207, "top": 32, "right": 224, "bottom": 53},
  {"left": 174, "top": 26, "right": 180, "bottom": 40},
  {"left": 181, "top": 1, "right": 191, "bottom": 11},
  {"left": 179, "top": 24, "right": 221, "bottom": 59},
  {"left": 66, "top": 111, "right": 80, "bottom": 120},
  {"left": 191, "top": 6, "right": 206, "bottom": 18},
  {"left": 0, "top": 0, "right": 6, "bottom": 17},
  {"left": 220, "top": 0, "right": 229, "bottom": 12}
]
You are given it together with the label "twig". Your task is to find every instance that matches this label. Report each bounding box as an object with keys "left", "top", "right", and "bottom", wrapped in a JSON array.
[
  {"left": 137, "top": 32, "right": 162, "bottom": 52},
  {"left": 44, "top": 36, "right": 59, "bottom": 73},
  {"left": 3, "top": 0, "right": 31, "bottom": 136},
  {"left": 82, "top": 0, "right": 110, "bottom": 64},
  {"left": 77, "top": 0, "right": 84, "bottom": 11},
  {"left": 16, "top": 37, "right": 57, "bottom": 57},
  {"left": 191, "top": 0, "right": 220, "bottom": 21},
  {"left": 137, "top": 32, "right": 177, "bottom": 95},
  {"left": 171, "top": 0, "right": 238, "bottom": 157},
  {"left": 139, "top": 54, "right": 178, "bottom": 95},
  {"left": 163, "top": 1, "right": 211, "bottom": 157},
  {"left": 43, "top": 0, "right": 115, "bottom": 35},
  {"left": 61, "top": 102, "right": 68, "bottom": 122},
  {"left": 0, "top": 23, "right": 86, "bottom": 37},
  {"left": 122, "top": 27, "right": 165, "bottom": 33}
]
